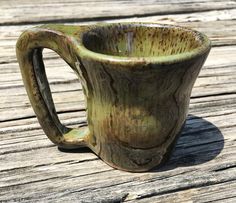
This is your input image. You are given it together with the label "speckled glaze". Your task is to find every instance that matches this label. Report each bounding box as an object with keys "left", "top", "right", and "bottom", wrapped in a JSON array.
[{"left": 16, "top": 23, "right": 211, "bottom": 172}]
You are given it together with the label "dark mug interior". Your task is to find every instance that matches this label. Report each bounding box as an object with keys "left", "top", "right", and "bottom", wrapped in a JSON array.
[{"left": 82, "top": 24, "right": 206, "bottom": 58}]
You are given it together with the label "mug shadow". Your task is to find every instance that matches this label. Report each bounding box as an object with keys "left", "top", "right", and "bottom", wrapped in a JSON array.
[
  {"left": 58, "top": 115, "right": 224, "bottom": 173},
  {"left": 152, "top": 114, "right": 224, "bottom": 172},
  {"left": 58, "top": 146, "right": 92, "bottom": 153}
]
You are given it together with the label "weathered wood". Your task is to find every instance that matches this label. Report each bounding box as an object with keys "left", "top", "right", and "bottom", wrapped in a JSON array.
[
  {"left": 0, "top": 8, "right": 235, "bottom": 49},
  {"left": 1, "top": 8, "right": 236, "bottom": 65},
  {"left": 0, "top": 114, "right": 235, "bottom": 202},
  {"left": 0, "top": 62, "right": 235, "bottom": 201},
  {"left": 0, "top": 0, "right": 235, "bottom": 25},
  {"left": 0, "top": 0, "right": 236, "bottom": 201}
]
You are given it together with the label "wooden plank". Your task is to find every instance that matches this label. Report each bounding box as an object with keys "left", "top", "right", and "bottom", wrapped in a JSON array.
[
  {"left": 0, "top": 109, "right": 235, "bottom": 202},
  {"left": 0, "top": 45, "right": 235, "bottom": 201},
  {"left": 1, "top": 97, "right": 235, "bottom": 151},
  {"left": 0, "top": 10, "right": 235, "bottom": 65},
  {"left": 0, "top": 0, "right": 235, "bottom": 25},
  {"left": 127, "top": 181, "right": 236, "bottom": 202},
  {"left": 1, "top": 44, "right": 236, "bottom": 122},
  {"left": 1, "top": 16, "right": 236, "bottom": 70},
  {"left": 0, "top": 133, "right": 234, "bottom": 202},
  {"left": 0, "top": 1, "right": 236, "bottom": 202}
]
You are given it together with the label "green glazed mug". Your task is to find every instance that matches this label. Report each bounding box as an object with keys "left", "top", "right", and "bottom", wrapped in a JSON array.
[{"left": 16, "top": 23, "right": 211, "bottom": 172}]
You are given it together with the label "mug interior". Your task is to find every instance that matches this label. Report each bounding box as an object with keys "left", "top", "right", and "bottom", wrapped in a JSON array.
[{"left": 82, "top": 24, "right": 206, "bottom": 58}]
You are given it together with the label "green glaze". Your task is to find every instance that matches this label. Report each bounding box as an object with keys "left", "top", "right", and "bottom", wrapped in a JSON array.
[{"left": 16, "top": 23, "right": 211, "bottom": 172}]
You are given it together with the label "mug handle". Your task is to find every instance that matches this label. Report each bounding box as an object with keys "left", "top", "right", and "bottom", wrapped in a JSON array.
[{"left": 16, "top": 26, "right": 90, "bottom": 149}]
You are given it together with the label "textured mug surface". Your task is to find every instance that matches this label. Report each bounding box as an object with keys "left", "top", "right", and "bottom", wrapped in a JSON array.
[{"left": 16, "top": 23, "right": 211, "bottom": 172}]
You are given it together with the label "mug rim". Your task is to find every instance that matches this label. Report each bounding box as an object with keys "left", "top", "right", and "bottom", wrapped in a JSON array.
[{"left": 76, "top": 22, "right": 211, "bottom": 65}]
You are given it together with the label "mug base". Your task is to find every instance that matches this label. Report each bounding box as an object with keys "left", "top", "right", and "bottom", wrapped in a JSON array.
[{"left": 92, "top": 124, "right": 185, "bottom": 173}]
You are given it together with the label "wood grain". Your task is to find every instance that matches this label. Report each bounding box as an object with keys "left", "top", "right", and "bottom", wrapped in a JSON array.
[
  {"left": 0, "top": 0, "right": 235, "bottom": 25},
  {"left": 0, "top": 0, "right": 236, "bottom": 202}
]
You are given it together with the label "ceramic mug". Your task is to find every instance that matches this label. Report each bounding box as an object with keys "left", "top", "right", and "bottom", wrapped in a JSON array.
[{"left": 16, "top": 23, "right": 211, "bottom": 172}]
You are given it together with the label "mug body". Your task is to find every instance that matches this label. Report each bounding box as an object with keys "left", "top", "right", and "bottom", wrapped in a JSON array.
[
  {"left": 17, "top": 22, "right": 210, "bottom": 172},
  {"left": 76, "top": 23, "right": 211, "bottom": 171}
]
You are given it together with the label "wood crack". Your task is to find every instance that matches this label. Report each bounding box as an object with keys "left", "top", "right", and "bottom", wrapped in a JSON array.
[
  {"left": 0, "top": 176, "right": 71, "bottom": 190},
  {"left": 0, "top": 159, "right": 99, "bottom": 173},
  {"left": 0, "top": 108, "right": 86, "bottom": 123},
  {"left": 191, "top": 91, "right": 236, "bottom": 99},
  {"left": 203, "top": 195, "right": 236, "bottom": 203},
  {"left": 213, "top": 163, "right": 236, "bottom": 172},
  {"left": 0, "top": 145, "right": 55, "bottom": 156},
  {"left": 129, "top": 178, "right": 236, "bottom": 201}
]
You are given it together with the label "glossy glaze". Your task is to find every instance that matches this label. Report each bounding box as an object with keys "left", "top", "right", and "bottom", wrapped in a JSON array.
[{"left": 16, "top": 23, "right": 211, "bottom": 171}]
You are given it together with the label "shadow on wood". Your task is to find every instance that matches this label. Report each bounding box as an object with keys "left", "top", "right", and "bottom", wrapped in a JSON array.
[
  {"left": 57, "top": 115, "right": 224, "bottom": 173},
  {"left": 153, "top": 115, "right": 224, "bottom": 172},
  {"left": 58, "top": 145, "right": 92, "bottom": 153}
]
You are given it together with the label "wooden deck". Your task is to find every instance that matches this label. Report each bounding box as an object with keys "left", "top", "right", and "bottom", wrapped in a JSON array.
[{"left": 0, "top": 0, "right": 236, "bottom": 202}]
